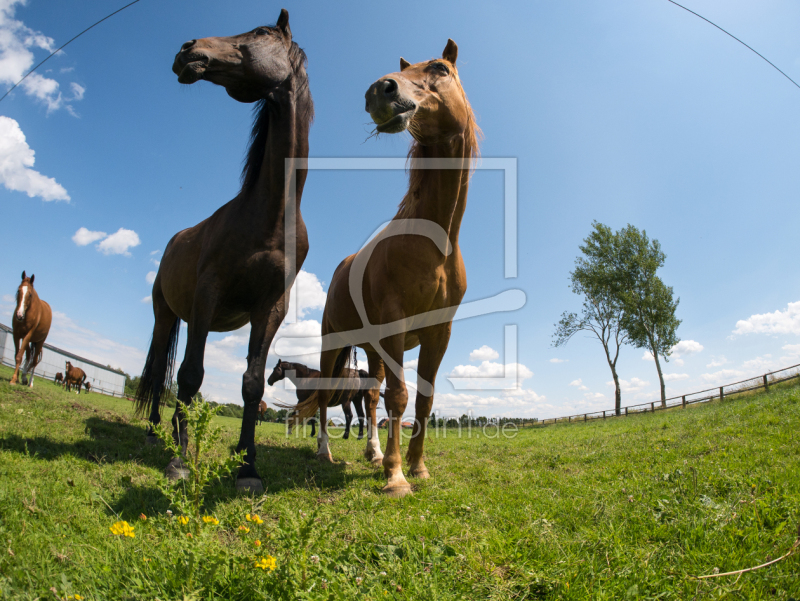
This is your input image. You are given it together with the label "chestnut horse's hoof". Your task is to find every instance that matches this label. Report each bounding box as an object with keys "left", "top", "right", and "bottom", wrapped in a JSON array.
[
  {"left": 165, "top": 459, "right": 189, "bottom": 481},
  {"left": 317, "top": 452, "right": 334, "bottom": 463},
  {"left": 236, "top": 478, "right": 264, "bottom": 494},
  {"left": 382, "top": 482, "right": 413, "bottom": 498},
  {"left": 145, "top": 435, "right": 159, "bottom": 446},
  {"left": 408, "top": 468, "right": 430, "bottom": 479},
  {"left": 370, "top": 456, "right": 384, "bottom": 467}
]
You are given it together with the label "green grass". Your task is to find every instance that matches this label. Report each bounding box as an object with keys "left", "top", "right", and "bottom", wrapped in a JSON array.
[{"left": 0, "top": 364, "right": 798, "bottom": 600}]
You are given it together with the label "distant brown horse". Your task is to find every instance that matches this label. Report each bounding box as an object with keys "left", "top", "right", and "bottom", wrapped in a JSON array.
[
  {"left": 84, "top": 381, "right": 91, "bottom": 393},
  {"left": 269, "top": 359, "right": 367, "bottom": 439},
  {"left": 64, "top": 361, "right": 86, "bottom": 394},
  {"left": 10, "top": 271, "right": 52, "bottom": 388},
  {"left": 287, "top": 40, "right": 479, "bottom": 497},
  {"left": 256, "top": 400, "right": 268, "bottom": 424},
  {"left": 54, "top": 372, "right": 64, "bottom": 385},
  {"left": 133, "top": 10, "right": 313, "bottom": 493}
]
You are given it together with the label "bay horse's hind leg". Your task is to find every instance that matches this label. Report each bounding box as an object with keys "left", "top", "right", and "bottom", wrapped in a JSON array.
[
  {"left": 342, "top": 398, "right": 353, "bottom": 440},
  {"left": 234, "top": 291, "right": 290, "bottom": 493},
  {"left": 406, "top": 325, "right": 451, "bottom": 479},
  {"left": 353, "top": 388, "right": 366, "bottom": 440},
  {"left": 363, "top": 351, "right": 385, "bottom": 466}
]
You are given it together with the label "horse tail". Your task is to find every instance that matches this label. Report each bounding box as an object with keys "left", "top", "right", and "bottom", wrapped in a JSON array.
[
  {"left": 133, "top": 317, "right": 180, "bottom": 418},
  {"left": 275, "top": 346, "right": 354, "bottom": 427}
]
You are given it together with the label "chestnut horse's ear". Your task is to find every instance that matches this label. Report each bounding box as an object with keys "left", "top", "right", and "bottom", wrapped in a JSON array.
[
  {"left": 30, "top": 274, "right": 34, "bottom": 285},
  {"left": 400, "top": 57, "right": 411, "bottom": 71},
  {"left": 21, "top": 270, "right": 26, "bottom": 281},
  {"left": 442, "top": 39, "right": 458, "bottom": 65},
  {"left": 276, "top": 8, "right": 291, "bottom": 41}
]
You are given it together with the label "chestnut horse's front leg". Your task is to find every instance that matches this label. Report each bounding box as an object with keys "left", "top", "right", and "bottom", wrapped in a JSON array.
[
  {"left": 377, "top": 332, "right": 412, "bottom": 498},
  {"left": 10, "top": 332, "right": 32, "bottom": 385}
]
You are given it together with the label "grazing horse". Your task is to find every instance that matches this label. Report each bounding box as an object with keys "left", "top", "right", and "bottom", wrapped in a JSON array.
[
  {"left": 287, "top": 40, "right": 480, "bottom": 497},
  {"left": 10, "top": 272, "right": 52, "bottom": 388},
  {"left": 268, "top": 359, "right": 367, "bottom": 440},
  {"left": 133, "top": 10, "right": 314, "bottom": 493},
  {"left": 84, "top": 381, "right": 91, "bottom": 393},
  {"left": 64, "top": 361, "right": 86, "bottom": 394},
  {"left": 54, "top": 372, "right": 64, "bottom": 385},
  {"left": 256, "top": 400, "right": 268, "bottom": 425}
]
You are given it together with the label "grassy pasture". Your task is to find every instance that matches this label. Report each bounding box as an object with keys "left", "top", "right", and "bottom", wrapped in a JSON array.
[{"left": 0, "top": 363, "right": 798, "bottom": 600}]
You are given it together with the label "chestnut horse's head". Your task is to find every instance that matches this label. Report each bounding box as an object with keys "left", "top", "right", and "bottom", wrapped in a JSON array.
[
  {"left": 267, "top": 359, "right": 286, "bottom": 386},
  {"left": 365, "top": 39, "right": 477, "bottom": 147},
  {"left": 172, "top": 9, "right": 302, "bottom": 103},
  {"left": 14, "top": 271, "right": 35, "bottom": 322}
]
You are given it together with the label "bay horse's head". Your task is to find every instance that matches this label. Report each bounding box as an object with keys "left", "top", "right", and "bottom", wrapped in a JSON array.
[
  {"left": 267, "top": 359, "right": 286, "bottom": 386},
  {"left": 172, "top": 9, "right": 299, "bottom": 103},
  {"left": 65, "top": 361, "right": 73, "bottom": 372},
  {"left": 365, "top": 39, "right": 476, "bottom": 146},
  {"left": 14, "top": 271, "right": 35, "bottom": 322}
]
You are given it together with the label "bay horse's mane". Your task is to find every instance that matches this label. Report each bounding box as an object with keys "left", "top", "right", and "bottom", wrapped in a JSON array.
[
  {"left": 241, "top": 36, "right": 314, "bottom": 194},
  {"left": 398, "top": 65, "right": 481, "bottom": 218}
]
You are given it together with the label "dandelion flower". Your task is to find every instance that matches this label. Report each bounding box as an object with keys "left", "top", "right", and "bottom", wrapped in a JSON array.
[
  {"left": 202, "top": 516, "right": 219, "bottom": 525},
  {"left": 178, "top": 516, "right": 189, "bottom": 525},
  {"left": 246, "top": 513, "right": 264, "bottom": 524},
  {"left": 110, "top": 521, "right": 135, "bottom": 538},
  {"left": 254, "top": 555, "right": 277, "bottom": 571},
  {"left": 254, "top": 540, "right": 261, "bottom": 547},
  {"left": 238, "top": 525, "right": 250, "bottom": 533}
]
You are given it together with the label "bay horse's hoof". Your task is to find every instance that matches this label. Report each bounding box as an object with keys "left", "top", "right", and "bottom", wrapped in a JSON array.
[
  {"left": 369, "top": 455, "right": 384, "bottom": 467},
  {"left": 382, "top": 482, "right": 413, "bottom": 498},
  {"left": 408, "top": 468, "right": 430, "bottom": 479},
  {"left": 236, "top": 478, "right": 264, "bottom": 494},
  {"left": 145, "top": 435, "right": 160, "bottom": 446},
  {"left": 165, "top": 459, "right": 189, "bottom": 481},
  {"left": 317, "top": 452, "right": 334, "bottom": 463}
]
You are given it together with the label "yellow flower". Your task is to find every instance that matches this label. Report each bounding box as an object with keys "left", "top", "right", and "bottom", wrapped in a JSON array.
[
  {"left": 254, "top": 555, "right": 277, "bottom": 571},
  {"left": 178, "top": 516, "right": 189, "bottom": 525},
  {"left": 254, "top": 540, "right": 261, "bottom": 547},
  {"left": 143, "top": 557, "right": 151, "bottom": 563},
  {"left": 246, "top": 513, "right": 263, "bottom": 524},
  {"left": 139, "top": 513, "right": 147, "bottom": 521},
  {"left": 238, "top": 525, "right": 250, "bottom": 533},
  {"left": 202, "top": 516, "right": 219, "bottom": 525},
  {"left": 66, "top": 596, "right": 84, "bottom": 600},
  {"left": 109, "top": 521, "right": 135, "bottom": 538}
]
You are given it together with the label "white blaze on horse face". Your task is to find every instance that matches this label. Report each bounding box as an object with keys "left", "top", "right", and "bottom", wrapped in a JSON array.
[
  {"left": 16, "top": 286, "right": 28, "bottom": 320},
  {"left": 366, "top": 419, "right": 384, "bottom": 460}
]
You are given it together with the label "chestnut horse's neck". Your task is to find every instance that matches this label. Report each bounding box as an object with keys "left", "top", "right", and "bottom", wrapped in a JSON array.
[
  {"left": 397, "top": 135, "right": 473, "bottom": 248},
  {"left": 239, "top": 63, "right": 313, "bottom": 231}
]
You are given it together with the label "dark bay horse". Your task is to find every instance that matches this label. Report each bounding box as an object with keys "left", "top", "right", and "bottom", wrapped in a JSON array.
[
  {"left": 133, "top": 10, "right": 314, "bottom": 493},
  {"left": 64, "top": 361, "right": 86, "bottom": 394},
  {"left": 54, "top": 372, "right": 63, "bottom": 385},
  {"left": 268, "top": 359, "right": 367, "bottom": 440},
  {"left": 10, "top": 272, "right": 52, "bottom": 387},
  {"left": 287, "top": 40, "right": 480, "bottom": 497}
]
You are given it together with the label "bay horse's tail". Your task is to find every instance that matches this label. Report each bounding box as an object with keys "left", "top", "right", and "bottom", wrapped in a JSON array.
[
  {"left": 134, "top": 317, "right": 180, "bottom": 418},
  {"left": 276, "top": 346, "right": 354, "bottom": 427}
]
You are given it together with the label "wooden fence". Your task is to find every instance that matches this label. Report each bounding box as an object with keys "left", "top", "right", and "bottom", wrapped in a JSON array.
[{"left": 527, "top": 363, "right": 800, "bottom": 427}]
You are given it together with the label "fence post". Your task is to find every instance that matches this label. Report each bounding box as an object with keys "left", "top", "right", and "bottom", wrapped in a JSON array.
[
  {"left": 651, "top": 402, "right": 655, "bottom": 412},
  {"left": 719, "top": 386, "right": 724, "bottom": 402},
  {"left": 763, "top": 374, "right": 769, "bottom": 391},
  {"left": 682, "top": 395, "right": 686, "bottom": 409},
  {"left": 584, "top": 414, "right": 587, "bottom": 422},
  {"left": 603, "top": 410, "right": 606, "bottom": 419},
  {"left": 625, "top": 407, "right": 628, "bottom": 416}
]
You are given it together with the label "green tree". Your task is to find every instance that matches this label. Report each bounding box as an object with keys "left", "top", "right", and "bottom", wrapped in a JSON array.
[
  {"left": 615, "top": 225, "right": 681, "bottom": 407},
  {"left": 553, "top": 222, "right": 630, "bottom": 415}
]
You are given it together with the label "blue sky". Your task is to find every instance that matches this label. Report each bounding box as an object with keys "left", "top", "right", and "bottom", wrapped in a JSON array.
[{"left": 1, "top": 0, "right": 799, "bottom": 419}]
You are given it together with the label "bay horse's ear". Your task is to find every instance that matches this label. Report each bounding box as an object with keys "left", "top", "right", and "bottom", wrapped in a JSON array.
[
  {"left": 400, "top": 57, "right": 411, "bottom": 71},
  {"left": 276, "top": 8, "right": 291, "bottom": 42},
  {"left": 30, "top": 274, "right": 34, "bottom": 285},
  {"left": 442, "top": 39, "right": 458, "bottom": 65},
  {"left": 21, "top": 270, "right": 26, "bottom": 281}
]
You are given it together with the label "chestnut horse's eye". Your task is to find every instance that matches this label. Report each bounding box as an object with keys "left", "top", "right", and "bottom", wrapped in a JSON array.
[
  {"left": 431, "top": 62, "right": 449, "bottom": 74},
  {"left": 254, "top": 27, "right": 271, "bottom": 36}
]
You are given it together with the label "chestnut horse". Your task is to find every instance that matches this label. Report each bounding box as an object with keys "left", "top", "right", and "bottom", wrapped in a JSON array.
[
  {"left": 268, "top": 359, "right": 367, "bottom": 440},
  {"left": 133, "top": 10, "right": 313, "bottom": 493},
  {"left": 64, "top": 361, "right": 86, "bottom": 394},
  {"left": 10, "top": 272, "right": 52, "bottom": 387},
  {"left": 287, "top": 40, "right": 479, "bottom": 497}
]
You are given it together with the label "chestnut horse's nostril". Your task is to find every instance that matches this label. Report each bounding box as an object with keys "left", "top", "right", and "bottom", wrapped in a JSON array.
[
  {"left": 181, "top": 40, "right": 197, "bottom": 52},
  {"left": 382, "top": 78, "right": 398, "bottom": 99}
]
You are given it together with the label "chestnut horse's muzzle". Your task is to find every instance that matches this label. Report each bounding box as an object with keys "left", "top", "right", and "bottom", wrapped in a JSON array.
[{"left": 365, "top": 76, "right": 418, "bottom": 133}]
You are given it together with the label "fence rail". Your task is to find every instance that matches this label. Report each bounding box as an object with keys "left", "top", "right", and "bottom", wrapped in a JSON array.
[{"left": 530, "top": 363, "right": 800, "bottom": 427}]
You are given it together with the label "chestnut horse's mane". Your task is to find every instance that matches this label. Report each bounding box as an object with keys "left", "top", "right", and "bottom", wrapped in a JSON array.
[
  {"left": 398, "top": 67, "right": 481, "bottom": 218},
  {"left": 240, "top": 38, "right": 314, "bottom": 194}
]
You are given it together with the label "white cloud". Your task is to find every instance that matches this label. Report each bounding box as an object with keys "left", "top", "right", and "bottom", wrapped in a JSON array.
[
  {"left": 0, "top": 116, "right": 70, "bottom": 201},
  {"left": 97, "top": 228, "right": 140, "bottom": 256},
  {"left": 663, "top": 373, "right": 689, "bottom": 381},
  {"left": 69, "top": 82, "right": 84, "bottom": 101},
  {"left": 549, "top": 358, "right": 568, "bottom": 363},
  {"left": 642, "top": 351, "right": 654, "bottom": 362},
  {"left": 47, "top": 310, "right": 146, "bottom": 375},
  {"left": 470, "top": 345, "right": 499, "bottom": 362},
  {"left": 145, "top": 271, "right": 157, "bottom": 284},
  {"left": 292, "top": 270, "right": 326, "bottom": 318},
  {"left": 608, "top": 377, "right": 649, "bottom": 393},
  {"left": 569, "top": 378, "right": 588, "bottom": 390},
  {"left": 733, "top": 301, "right": 800, "bottom": 336},
  {"left": 701, "top": 369, "right": 744, "bottom": 385},
  {"left": 707, "top": 355, "right": 727, "bottom": 368},
  {"left": 671, "top": 340, "right": 703, "bottom": 357},
  {"left": 141, "top": 295, "right": 151, "bottom": 303},
  {"left": 449, "top": 360, "right": 533, "bottom": 381},
  {"left": 403, "top": 358, "right": 419, "bottom": 369},
  {"left": 72, "top": 227, "right": 106, "bottom": 246},
  {"left": 740, "top": 355, "right": 781, "bottom": 374}
]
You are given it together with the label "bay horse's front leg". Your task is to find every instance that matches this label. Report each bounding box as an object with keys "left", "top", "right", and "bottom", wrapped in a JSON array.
[
  {"left": 363, "top": 351, "right": 385, "bottom": 466},
  {"left": 167, "top": 291, "right": 216, "bottom": 481},
  {"left": 235, "top": 291, "right": 289, "bottom": 493},
  {"left": 407, "top": 325, "right": 451, "bottom": 479},
  {"left": 353, "top": 390, "right": 366, "bottom": 440},
  {"left": 341, "top": 398, "right": 353, "bottom": 440},
  {"left": 376, "top": 334, "right": 412, "bottom": 498}
]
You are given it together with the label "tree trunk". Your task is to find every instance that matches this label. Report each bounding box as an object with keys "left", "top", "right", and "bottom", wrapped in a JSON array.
[
  {"left": 651, "top": 343, "right": 666, "bottom": 408},
  {"left": 608, "top": 360, "right": 622, "bottom": 415}
]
